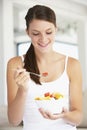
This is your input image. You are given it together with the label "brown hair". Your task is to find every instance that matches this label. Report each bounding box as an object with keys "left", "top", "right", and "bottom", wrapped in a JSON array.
[{"left": 24, "top": 5, "right": 56, "bottom": 84}]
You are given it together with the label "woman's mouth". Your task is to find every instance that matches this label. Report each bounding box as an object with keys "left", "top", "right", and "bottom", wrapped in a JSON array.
[{"left": 38, "top": 43, "right": 49, "bottom": 48}]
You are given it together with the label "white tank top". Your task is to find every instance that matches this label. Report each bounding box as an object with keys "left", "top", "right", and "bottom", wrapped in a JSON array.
[{"left": 21, "top": 55, "right": 77, "bottom": 130}]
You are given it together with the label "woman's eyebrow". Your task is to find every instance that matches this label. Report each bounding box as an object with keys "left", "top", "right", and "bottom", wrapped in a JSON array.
[
  {"left": 32, "top": 28, "right": 52, "bottom": 32},
  {"left": 32, "top": 30, "right": 40, "bottom": 32}
]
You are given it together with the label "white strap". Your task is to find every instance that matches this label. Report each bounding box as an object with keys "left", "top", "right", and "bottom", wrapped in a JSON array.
[{"left": 65, "top": 56, "right": 68, "bottom": 71}]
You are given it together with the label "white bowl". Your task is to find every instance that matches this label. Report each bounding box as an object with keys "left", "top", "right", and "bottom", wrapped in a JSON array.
[{"left": 35, "top": 98, "right": 64, "bottom": 114}]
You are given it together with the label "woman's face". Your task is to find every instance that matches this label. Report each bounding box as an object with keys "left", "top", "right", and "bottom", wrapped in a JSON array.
[{"left": 27, "top": 19, "right": 56, "bottom": 53}]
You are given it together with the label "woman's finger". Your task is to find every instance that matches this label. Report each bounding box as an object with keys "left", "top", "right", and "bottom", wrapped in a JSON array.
[{"left": 14, "top": 67, "right": 26, "bottom": 79}]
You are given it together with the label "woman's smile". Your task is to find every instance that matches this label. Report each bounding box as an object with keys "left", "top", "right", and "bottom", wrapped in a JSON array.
[{"left": 38, "top": 43, "right": 49, "bottom": 48}]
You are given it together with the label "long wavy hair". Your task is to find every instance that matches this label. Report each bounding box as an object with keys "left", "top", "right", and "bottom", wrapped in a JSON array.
[{"left": 24, "top": 5, "right": 57, "bottom": 84}]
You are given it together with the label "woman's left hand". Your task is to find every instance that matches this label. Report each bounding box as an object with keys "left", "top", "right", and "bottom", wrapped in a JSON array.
[{"left": 39, "top": 107, "right": 68, "bottom": 120}]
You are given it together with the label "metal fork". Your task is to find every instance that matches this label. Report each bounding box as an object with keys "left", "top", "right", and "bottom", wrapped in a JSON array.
[
  {"left": 29, "top": 72, "right": 42, "bottom": 77},
  {"left": 13, "top": 69, "right": 48, "bottom": 77},
  {"left": 29, "top": 72, "right": 48, "bottom": 77}
]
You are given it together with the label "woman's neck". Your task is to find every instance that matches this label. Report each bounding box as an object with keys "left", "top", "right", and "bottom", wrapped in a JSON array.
[{"left": 35, "top": 50, "right": 56, "bottom": 64}]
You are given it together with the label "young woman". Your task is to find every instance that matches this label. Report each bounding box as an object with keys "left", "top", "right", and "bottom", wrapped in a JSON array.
[{"left": 7, "top": 5, "right": 83, "bottom": 130}]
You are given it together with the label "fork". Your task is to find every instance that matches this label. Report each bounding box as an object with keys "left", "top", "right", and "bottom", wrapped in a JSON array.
[
  {"left": 29, "top": 72, "right": 48, "bottom": 77},
  {"left": 13, "top": 69, "right": 48, "bottom": 77}
]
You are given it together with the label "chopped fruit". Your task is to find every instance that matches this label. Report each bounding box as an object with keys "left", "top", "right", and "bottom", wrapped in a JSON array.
[
  {"left": 50, "top": 94, "right": 53, "bottom": 98},
  {"left": 44, "top": 92, "right": 50, "bottom": 97},
  {"left": 35, "top": 97, "right": 42, "bottom": 100},
  {"left": 35, "top": 92, "right": 64, "bottom": 100},
  {"left": 58, "top": 95, "right": 63, "bottom": 99},
  {"left": 52, "top": 92, "right": 63, "bottom": 100},
  {"left": 42, "top": 72, "right": 48, "bottom": 77},
  {"left": 43, "top": 96, "right": 51, "bottom": 100}
]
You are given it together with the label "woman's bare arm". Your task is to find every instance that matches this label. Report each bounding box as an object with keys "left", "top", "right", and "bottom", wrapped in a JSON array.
[{"left": 7, "top": 57, "right": 30, "bottom": 126}]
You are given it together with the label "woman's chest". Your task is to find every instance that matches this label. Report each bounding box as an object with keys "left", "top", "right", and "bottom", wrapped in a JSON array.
[{"left": 39, "top": 62, "right": 65, "bottom": 83}]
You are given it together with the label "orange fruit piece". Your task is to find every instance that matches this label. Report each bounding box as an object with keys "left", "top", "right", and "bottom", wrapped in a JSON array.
[{"left": 42, "top": 72, "right": 48, "bottom": 77}]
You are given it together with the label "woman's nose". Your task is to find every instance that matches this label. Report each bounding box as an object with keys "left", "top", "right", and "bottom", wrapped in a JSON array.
[{"left": 39, "top": 34, "right": 47, "bottom": 42}]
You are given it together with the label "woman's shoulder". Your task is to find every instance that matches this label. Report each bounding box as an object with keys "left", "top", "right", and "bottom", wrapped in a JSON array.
[
  {"left": 7, "top": 56, "right": 23, "bottom": 69},
  {"left": 8, "top": 56, "right": 22, "bottom": 63},
  {"left": 67, "top": 56, "right": 82, "bottom": 76},
  {"left": 55, "top": 52, "right": 80, "bottom": 65},
  {"left": 68, "top": 56, "right": 81, "bottom": 67}
]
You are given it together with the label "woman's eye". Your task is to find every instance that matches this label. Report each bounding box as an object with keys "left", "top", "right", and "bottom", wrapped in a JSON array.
[
  {"left": 32, "top": 33, "right": 39, "bottom": 36},
  {"left": 46, "top": 32, "right": 52, "bottom": 34}
]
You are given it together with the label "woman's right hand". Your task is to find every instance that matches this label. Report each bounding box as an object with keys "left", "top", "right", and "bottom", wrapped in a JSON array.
[{"left": 14, "top": 67, "right": 30, "bottom": 91}]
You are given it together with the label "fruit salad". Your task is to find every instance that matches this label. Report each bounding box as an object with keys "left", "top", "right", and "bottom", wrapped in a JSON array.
[{"left": 35, "top": 92, "right": 64, "bottom": 100}]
